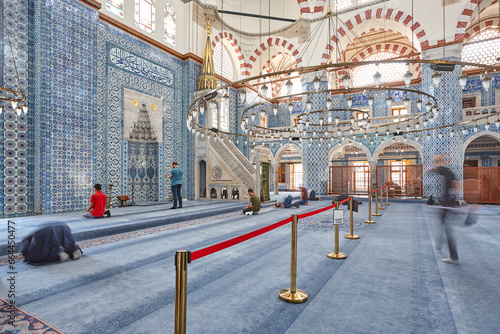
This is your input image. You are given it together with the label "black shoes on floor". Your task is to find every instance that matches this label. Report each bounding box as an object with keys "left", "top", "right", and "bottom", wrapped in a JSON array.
[{"left": 105, "top": 210, "right": 111, "bottom": 218}]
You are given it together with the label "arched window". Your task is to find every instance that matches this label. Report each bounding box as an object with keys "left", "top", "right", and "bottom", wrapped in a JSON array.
[
  {"left": 462, "top": 29, "right": 500, "bottom": 68},
  {"left": 106, "top": 0, "right": 124, "bottom": 18},
  {"left": 164, "top": 2, "right": 176, "bottom": 46},
  {"left": 352, "top": 52, "right": 409, "bottom": 87},
  {"left": 135, "top": 0, "right": 156, "bottom": 34},
  {"left": 213, "top": 42, "right": 235, "bottom": 81}
]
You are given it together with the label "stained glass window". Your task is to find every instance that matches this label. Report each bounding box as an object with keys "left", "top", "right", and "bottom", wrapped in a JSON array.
[
  {"left": 135, "top": 0, "right": 155, "bottom": 34},
  {"left": 352, "top": 52, "right": 408, "bottom": 87},
  {"left": 164, "top": 2, "right": 176, "bottom": 46},
  {"left": 462, "top": 29, "right": 500, "bottom": 68},
  {"left": 213, "top": 42, "right": 235, "bottom": 81},
  {"left": 106, "top": 0, "right": 124, "bottom": 18}
]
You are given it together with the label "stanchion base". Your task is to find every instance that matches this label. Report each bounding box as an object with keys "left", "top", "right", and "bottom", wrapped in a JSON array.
[
  {"left": 364, "top": 220, "right": 376, "bottom": 224},
  {"left": 379, "top": 207, "right": 386, "bottom": 210},
  {"left": 372, "top": 213, "right": 382, "bottom": 216},
  {"left": 345, "top": 234, "right": 359, "bottom": 239},
  {"left": 385, "top": 203, "right": 391, "bottom": 206},
  {"left": 279, "top": 289, "right": 308, "bottom": 303},
  {"left": 327, "top": 252, "right": 347, "bottom": 259}
]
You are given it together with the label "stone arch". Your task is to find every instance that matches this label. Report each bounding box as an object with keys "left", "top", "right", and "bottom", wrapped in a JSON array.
[
  {"left": 463, "top": 17, "right": 500, "bottom": 41},
  {"left": 243, "top": 37, "right": 303, "bottom": 78},
  {"left": 373, "top": 136, "right": 423, "bottom": 162},
  {"left": 297, "top": 0, "right": 326, "bottom": 18},
  {"left": 462, "top": 131, "right": 500, "bottom": 161},
  {"left": 274, "top": 142, "right": 302, "bottom": 165},
  {"left": 328, "top": 141, "right": 373, "bottom": 164},
  {"left": 454, "top": 0, "right": 497, "bottom": 42},
  {"left": 211, "top": 32, "right": 245, "bottom": 79},
  {"left": 249, "top": 145, "right": 275, "bottom": 166},
  {"left": 321, "top": 7, "right": 429, "bottom": 64}
]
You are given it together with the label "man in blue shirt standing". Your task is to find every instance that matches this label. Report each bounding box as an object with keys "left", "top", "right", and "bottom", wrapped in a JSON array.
[{"left": 169, "top": 162, "right": 183, "bottom": 209}]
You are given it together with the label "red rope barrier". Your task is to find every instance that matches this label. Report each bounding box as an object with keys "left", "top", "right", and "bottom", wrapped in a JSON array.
[
  {"left": 191, "top": 216, "right": 293, "bottom": 261},
  {"left": 191, "top": 197, "right": 353, "bottom": 261}
]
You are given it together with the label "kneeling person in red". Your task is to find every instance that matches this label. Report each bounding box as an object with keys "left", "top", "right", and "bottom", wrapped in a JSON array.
[{"left": 83, "top": 184, "right": 111, "bottom": 218}]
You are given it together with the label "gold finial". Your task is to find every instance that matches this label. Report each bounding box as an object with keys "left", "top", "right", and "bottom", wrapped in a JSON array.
[{"left": 206, "top": 18, "right": 211, "bottom": 36}]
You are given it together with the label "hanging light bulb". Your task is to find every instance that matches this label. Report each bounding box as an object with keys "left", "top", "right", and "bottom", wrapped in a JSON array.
[
  {"left": 187, "top": 113, "right": 193, "bottom": 122},
  {"left": 239, "top": 89, "right": 246, "bottom": 102},
  {"left": 16, "top": 107, "right": 22, "bottom": 116},
  {"left": 373, "top": 71, "right": 382, "bottom": 86},
  {"left": 273, "top": 105, "right": 278, "bottom": 116},
  {"left": 406, "top": 124, "right": 411, "bottom": 131},
  {"left": 0, "top": 105, "right": 3, "bottom": 115},
  {"left": 306, "top": 98, "right": 312, "bottom": 112},
  {"left": 367, "top": 95, "right": 374, "bottom": 106},
  {"left": 313, "top": 75, "right": 321, "bottom": 91},
  {"left": 386, "top": 95, "right": 393, "bottom": 107},
  {"left": 335, "top": 115, "right": 340, "bottom": 125},
  {"left": 251, "top": 111, "right": 256, "bottom": 121},
  {"left": 432, "top": 71, "right": 441, "bottom": 87},
  {"left": 319, "top": 117, "right": 324, "bottom": 126},
  {"left": 425, "top": 101, "right": 432, "bottom": 112},
  {"left": 386, "top": 128, "right": 390, "bottom": 136},
  {"left": 375, "top": 130, "right": 379, "bottom": 137},
  {"left": 481, "top": 74, "right": 492, "bottom": 91},
  {"left": 423, "top": 118, "right": 428, "bottom": 127},
  {"left": 404, "top": 70, "right": 413, "bottom": 87},
  {"left": 347, "top": 96, "right": 353, "bottom": 108},
  {"left": 286, "top": 79, "right": 293, "bottom": 95},
  {"left": 350, "top": 115, "right": 355, "bottom": 124},
  {"left": 199, "top": 104, "right": 205, "bottom": 115},
  {"left": 11, "top": 100, "right": 18, "bottom": 109},
  {"left": 403, "top": 96, "right": 410, "bottom": 107},
  {"left": 223, "top": 91, "right": 230, "bottom": 106},
  {"left": 414, "top": 134, "right": 419, "bottom": 142},
  {"left": 450, "top": 128, "right": 455, "bottom": 137},
  {"left": 363, "top": 131, "right": 367, "bottom": 139},
  {"left": 432, "top": 104, "right": 438, "bottom": 115},
  {"left": 288, "top": 102, "right": 294, "bottom": 113},
  {"left": 261, "top": 84, "right": 268, "bottom": 97},
  {"left": 415, "top": 121, "right": 420, "bottom": 130},
  {"left": 337, "top": 129, "right": 342, "bottom": 137},
  {"left": 312, "top": 130, "right": 317, "bottom": 137},
  {"left": 495, "top": 118, "right": 500, "bottom": 128},
  {"left": 305, "top": 118, "right": 310, "bottom": 127},
  {"left": 473, "top": 123, "right": 478, "bottom": 133},
  {"left": 342, "top": 73, "right": 351, "bottom": 89},
  {"left": 392, "top": 137, "right": 396, "bottom": 143},
  {"left": 485, "top": 122, "right": 491, "bottom": 131},
  {"left": 426, "top": 133, "right": 431, "bottom": 140},
  {"left": 328, "top": 113, "right": 332, "bottom": 123},
  {"left": 370, "top": 138, "right": 374, "bottom": 145},
  {"left": 429, "top": 114, "right": 435, "bottom": 124},
  {"left": 462, "top": 126, "right": 467, "bottom": 135},
  {"left": 438, "top": 131, "right": 443, "bottom": 139},
  {"left": 326, "top": 97, "right": 332, "bottom": 109},
  {"left": 236, "top": 137, "right": 240, "bottom": 144},
  {"left": 192, "top": 108, "right": 198, "bottom": 118},
  {"left": 416, "top": 99, "right": 422, "bottom": 111},
  {"left": 459, "top": 73, "right": 468, "bottom": 89},
  {"left": 353, "top": 134, "right": 357, "bottom": 140},
  {"left": 259, "top": 108, "right": 266, "bottom": 118},
  {"left": 349, "top": 127, "right": 354, "bottom": 135},
  {"left": 244, "top": 114, "right": 250, "bottom": 124}
]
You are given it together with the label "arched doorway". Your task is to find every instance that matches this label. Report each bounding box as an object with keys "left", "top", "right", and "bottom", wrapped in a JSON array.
[
  {"left": 463, "top": 133, "right": 500, "bottom": 203},
  {"left": 275, "top": 144, "right": 302, "bottom": 191},
  {"left": 374, "top": 138, "right": 423, "bottom": 198},
  {"left": 327, "top": 142, "right": 371, "bottom": 196},
  {"left": 199, "top": 160, "right": 207, "bottom": 198}
]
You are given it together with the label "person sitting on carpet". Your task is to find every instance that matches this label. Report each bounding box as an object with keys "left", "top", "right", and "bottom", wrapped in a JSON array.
[
  {"left": 243, "top": 189, "right": 261, "bottom": 215},
  {"left": 308, "top": 190, "right": 322, "bottom": 201},
  {"left": 275, "top": 194, "right": 299, "bottom": 208},
  {"left": 21, "top": 223, "right": 82, "bottom": 265},
  {"left": 294, "top": 187, "right": 309, "bottom": 206},
  {"left": 83, "top": 183, "right": 111, "bottom": 218}
]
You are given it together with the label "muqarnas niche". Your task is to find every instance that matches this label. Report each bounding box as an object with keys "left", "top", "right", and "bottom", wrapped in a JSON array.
[{"left": 124, "top": 89, "right": 162, "bottom": 202}]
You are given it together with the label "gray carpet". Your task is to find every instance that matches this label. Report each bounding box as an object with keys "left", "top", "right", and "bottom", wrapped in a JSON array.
[{"left": 1, "top": 201, "right": 499, "bottom": 333}]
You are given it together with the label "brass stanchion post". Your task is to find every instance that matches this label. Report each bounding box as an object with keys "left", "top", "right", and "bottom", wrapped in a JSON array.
[
  {"left": 279, "top": 214, "right": 308, "bottom": 303},
  {"left": 378, "top": 188, "right": 386, "bottom": 210},
  {"left": 328, "top": 202, "right": 347, "bottom": 259},
  {"left": 345, "top": 197, "right": 359, "bottom": 239},
  {"left": 373, "top": 189, "right": 381, "bottom": 216},
  {"left": 175, "top": 250, "right": 190, "bottom": 334},
  {"left": 364, "top": 191, "right": 375, "bottom": 223},
  {"left": 385, "top": 186, "right": 391, "bottom": 205},
  {"left": 108, "top": 183, "right": 114, "bottom": 208}
]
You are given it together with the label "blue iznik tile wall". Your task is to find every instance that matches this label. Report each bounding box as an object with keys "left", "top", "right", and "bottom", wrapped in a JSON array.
[{"left": 2, "top": 0, "right": 29, "bottom": 216}]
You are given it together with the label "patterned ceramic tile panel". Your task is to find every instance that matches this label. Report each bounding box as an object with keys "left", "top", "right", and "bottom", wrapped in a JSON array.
[{"left": 2, "top": 0, "right": 29, "bottom": 216}]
